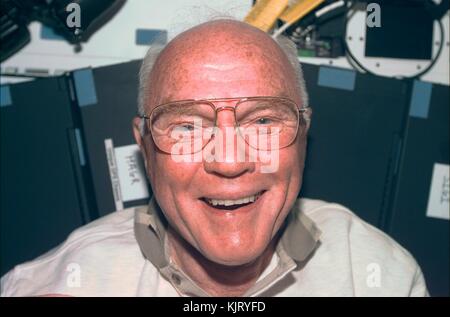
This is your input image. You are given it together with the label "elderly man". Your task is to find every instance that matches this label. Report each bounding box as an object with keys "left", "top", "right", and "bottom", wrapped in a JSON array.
[{"left": 1, "top": 20, "right": 428, "bottom": 297}]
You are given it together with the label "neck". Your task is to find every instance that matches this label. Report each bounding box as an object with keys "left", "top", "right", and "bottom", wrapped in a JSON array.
[{"left": 167, "top": 228, "right": 276, "bottom": 297}]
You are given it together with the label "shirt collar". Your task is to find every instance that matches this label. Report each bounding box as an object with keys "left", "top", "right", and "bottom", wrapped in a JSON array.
[{"left": 134, "top": 197, "right": 321, "bottom": 296}]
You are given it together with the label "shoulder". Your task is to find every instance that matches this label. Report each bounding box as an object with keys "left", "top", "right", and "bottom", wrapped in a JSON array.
[
  {"left": 1, "top": 207, "right": 146, "bottom": 297},
  {"left": 296, "top": 198, "right": 428, "bottom": 296},
  {"left": 299, "top": 198, "right": 414, "bottom": 264}
]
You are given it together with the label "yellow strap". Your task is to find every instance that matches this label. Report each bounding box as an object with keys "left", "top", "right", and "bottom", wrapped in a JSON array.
[{"left": 244, "top": 0, "right": 289, "bottom": 32}]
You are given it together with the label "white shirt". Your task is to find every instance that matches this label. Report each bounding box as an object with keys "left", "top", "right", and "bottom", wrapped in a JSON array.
[{"left": 1, "top": 198, "right": 428, "bottom": 297}]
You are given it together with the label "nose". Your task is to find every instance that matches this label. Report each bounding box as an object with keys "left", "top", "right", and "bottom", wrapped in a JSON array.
[
  {"left": 203, "top": 155, "right": 256, "bottom": 178},
  {"left": 203, "top": 125, "right": 256, "bottom": 178},
  {"left": 204, "top": 157, "right": 256, "bottom": 178}
]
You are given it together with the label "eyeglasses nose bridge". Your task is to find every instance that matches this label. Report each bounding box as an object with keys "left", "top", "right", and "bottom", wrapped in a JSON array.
[
  {"left": 213, "top": 105, "right": 237, "bottom": 126},
  {"left": 214, "top": 105, "right": 236, "bottom": 113}
]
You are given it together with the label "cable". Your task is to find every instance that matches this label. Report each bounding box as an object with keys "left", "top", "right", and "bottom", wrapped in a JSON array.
[
  {"left": 272, "top": 21, "right": 292, "bottom": 39},
  {"left": 315, "top": 0, "right": 345, "bottom": 18}
]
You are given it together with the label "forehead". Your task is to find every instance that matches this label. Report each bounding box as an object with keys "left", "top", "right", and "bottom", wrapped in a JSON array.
[{"left": 148, "top": 39, "right": 298, "bottom": 108}]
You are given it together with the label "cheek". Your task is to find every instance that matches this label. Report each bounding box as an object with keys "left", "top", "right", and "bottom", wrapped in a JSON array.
[
  {"left": 144, "top": 136, "right": 193, "bottom": 185},
  {"left": 148, "top": 152, "right": 204, "bottom": 240},
  {"left": 276, "top": 141, "right": 305, "bottom": 184},
  {"left": 270, "top": 141, "right": 306, "bottom": 227},
  {"left": 150, "top": 153, "right": 201, "bottom": 196}
]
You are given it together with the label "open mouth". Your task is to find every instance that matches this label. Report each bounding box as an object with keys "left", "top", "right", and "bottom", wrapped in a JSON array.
[{"left": 200, "top": 191, "right": 265, "bottom": 211}]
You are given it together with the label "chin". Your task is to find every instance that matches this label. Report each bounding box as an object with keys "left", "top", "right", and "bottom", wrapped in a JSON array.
[
  {"left": 197, "top": 236, "right": 271, "bottom": 267},
  {"left": 204, "top": 251, "right": 262, "bottom": 267}
]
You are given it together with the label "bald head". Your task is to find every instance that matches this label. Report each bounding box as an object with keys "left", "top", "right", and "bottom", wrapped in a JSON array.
[{"left": 138, "top": 19, "right": 308, "bottom": 121}]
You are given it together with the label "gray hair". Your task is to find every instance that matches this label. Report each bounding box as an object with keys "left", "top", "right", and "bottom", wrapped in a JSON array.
[{"left": 137, "top": 30, "right": 309, "bottom": 135}]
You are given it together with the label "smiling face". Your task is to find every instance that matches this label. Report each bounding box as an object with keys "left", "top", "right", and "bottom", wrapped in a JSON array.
[{"left": 133, "top": 20, "right": 309, "bottom": 266}]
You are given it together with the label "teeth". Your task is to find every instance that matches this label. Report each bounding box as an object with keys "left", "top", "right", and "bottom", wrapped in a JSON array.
[{"left": 206, "top": 192, "right": 262, "bottom": 207}]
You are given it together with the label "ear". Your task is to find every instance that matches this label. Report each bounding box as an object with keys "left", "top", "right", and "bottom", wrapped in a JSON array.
[
  {"left": 303, "top": 107, "right": 313, "bottom": 132},
  {"left": 132, "top": 116, "right": 148, "bottom": 169}
]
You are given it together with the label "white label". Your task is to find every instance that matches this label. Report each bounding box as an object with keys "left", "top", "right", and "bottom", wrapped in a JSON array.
[
  {"left": 114, "top": 144, "right": 149, "bottom": 203},
  {"left": 105, "top": 139, "right": 123, "bottom": 211},
  {"left": 426, "top": 163, "right": 450, "bottom": 221}
]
